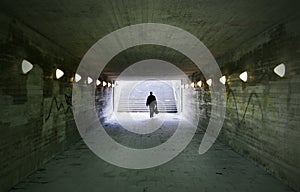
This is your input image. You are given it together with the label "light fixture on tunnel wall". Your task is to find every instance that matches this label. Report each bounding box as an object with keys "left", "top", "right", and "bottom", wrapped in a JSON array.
[
  {"left": 274, "top": 63, "right": 286, "bottom": 77},
  {"left": 56, "top": 68, "right": 64, "bottom": 79},
  {"left": 87, "top": 77, "right": 93, "bottom": 84},
  {"left": 112, "top": 83, "right": 116, "bottom": 88},
  {"left": 197, "top": 80, "right": 202, "bottom": 87},
  {"left": 190, "top": 82, "right": 195, "bottom": 88},
  {"left": 239, "top": 71, "right": 248, "bottom": 82},
  {"left": 75, "top": 73, "right": 82, "bottom": 82},
  {"left": 184, "top": 83, "right": 189, "bottom": 89},
  {"left": 219, "top": 75, "right": 226, "bottom": 85},
  {"left": 206, "top": 79, "right": 212, "bottom": 86},
  {"left": 21, "top": 59, "right": 33, "bottom": 74},
  {"left": 102, "top": 81, "right": 107, "bottom": 87},
  {"left": 96, "top": 80, "right": 101, "bottom": 86},
  {"left": 108, "top": 82, "right": 112, "bottom": 87}
]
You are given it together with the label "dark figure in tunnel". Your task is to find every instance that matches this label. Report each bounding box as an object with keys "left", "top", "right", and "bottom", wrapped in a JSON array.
[{"left": 146, "top": 92, "right": 157, "bottom": 118}]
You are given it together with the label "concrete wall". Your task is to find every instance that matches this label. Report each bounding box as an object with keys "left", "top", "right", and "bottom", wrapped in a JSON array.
[
  {"left": 0, "top": 14, "right": 80, "bottom": 192},
  {"left": 197, "top": 21, "right": 300, "bottom": 191},
  {"left": 95, "top": 86, "right": 113, "bottom": 122},
  {"left": 182, "top": 80, "right": 198, "bottom": 124}
]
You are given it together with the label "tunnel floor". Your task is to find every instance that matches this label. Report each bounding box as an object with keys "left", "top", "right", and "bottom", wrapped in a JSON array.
[{"left": 10, "top": 113, "right": 293, "bottom": 192}]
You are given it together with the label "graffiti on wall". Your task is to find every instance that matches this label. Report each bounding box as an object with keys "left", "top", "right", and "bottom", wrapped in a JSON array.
[
  {"left": 226, "top": 87, "right": 264, "bottom": 127},
  {"left": 45, "top": 94, "right": 72, "bottom": 121}
]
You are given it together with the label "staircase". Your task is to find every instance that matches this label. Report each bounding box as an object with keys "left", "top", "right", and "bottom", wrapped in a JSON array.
[{"left": 117, "top": 81, "right": 178, "bottom": 113}]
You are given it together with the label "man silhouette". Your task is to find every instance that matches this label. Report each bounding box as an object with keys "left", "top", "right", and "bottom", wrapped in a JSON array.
[{"left": 146, "top": 92, "right": 157, "bottom": 118}]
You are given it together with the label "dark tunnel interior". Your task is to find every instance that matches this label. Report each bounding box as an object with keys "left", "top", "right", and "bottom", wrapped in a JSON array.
[{"left": 0, "top": 0, "right": 300, "bottom": 191}]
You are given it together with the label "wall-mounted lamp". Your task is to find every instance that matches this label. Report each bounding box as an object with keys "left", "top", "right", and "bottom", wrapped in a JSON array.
[
  {"left": 96, "top": 80, "right": 101, "bottom": 86},
  {"left": 87, "top": 77, "right": 93, "bottom": 84},
  {"left": 190, "top": 82, "right": 195, "bottom": 88},
  {"left": 206, "top": 79, "right": 212, "bottom": 86},
  {"left": 102, "top": 81, "right": 107, "bottom": 87},
  {"left": 108, "top": 82, "right": 112, "bottom": 87},
  {"left": 21, "top": 59, "right": 33, "bottom": 74},
  {"left": 197, "top": 81, "right": 202, "bottom": 87},
  {"left": 274, "top": 63, "right": 286, "bottom": 77},
  {"left": 219, "top": 75, "right": 226, "bottom": 85},
  {"left": 56, "top": 68, "right": 64, "bottom": 79},
  {"left": 239, "top": 71, "right": 248, "bottom": 82},
  {"left": 75, "top": 73, "right": 81, "bottom": 82}
]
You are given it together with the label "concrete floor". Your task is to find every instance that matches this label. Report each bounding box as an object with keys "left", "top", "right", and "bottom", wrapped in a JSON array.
[{"left": 10, "top": 113, "right": 294, "bottom": 192}]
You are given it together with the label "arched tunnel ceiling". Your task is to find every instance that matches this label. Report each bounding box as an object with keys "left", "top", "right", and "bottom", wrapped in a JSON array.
[
  {"left": 1, "top": 0, "right": 299, "bottom": 79},
  {"left": 102, "top": 45, "right": 200, "bottom": 80}
]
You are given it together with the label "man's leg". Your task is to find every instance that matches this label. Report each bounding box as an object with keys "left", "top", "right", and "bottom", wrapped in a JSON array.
[{"left": 150, "top": 106, "right": 154, "bottom": 118}]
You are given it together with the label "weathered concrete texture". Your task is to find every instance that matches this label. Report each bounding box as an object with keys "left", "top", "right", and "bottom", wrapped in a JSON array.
[
  {"left": 0, "top": 14, "right": 80, "bottom": 192},
  {"left": 197, "top": 23, "right": 300, "bottom": 191},
  {"left": 95, "top": 86, "right": 113, "bottom": 122},
  {"left": 0, "top": 0, "right": 299, "bottom": 192},
  {"left": 8, "top": 115, "right": 294, "bottom": 192},
  {"left": 1, "top": 0, "right": 300, "bottom": 78}
]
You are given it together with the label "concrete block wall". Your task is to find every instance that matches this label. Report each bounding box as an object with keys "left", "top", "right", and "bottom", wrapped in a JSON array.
[
  {"left": 196, "top": 22, "right": 300, "bottom": 191},
  {"left": 0, "top": 14, "right": 80, "bottom": 192}
]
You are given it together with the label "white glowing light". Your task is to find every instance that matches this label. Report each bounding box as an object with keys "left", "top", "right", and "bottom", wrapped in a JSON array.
[
  {"left": 197, "top": 81, "right": 202, "bottom": 87},
  {"left": 108, "top": 82, "right": 111, "bottom": 87},
  {"left": 190, "top": 82, "right": 195, "bottom": 88},
  {"left": 75, "top": 73, "right": 81, "bottom": 82},
  {"left": 102, "top": 81, "right": 107, "bottom": 86},
  {"left": 239, "top": 71, "right": 248, "bottom": 82},
  {"left": 274, "top": 63, "right": 286, "bottom": 77},
  {"left": 56, "top": 69, "right": 64, "bottom": 79},
  {"left": 96, "top": 80, "right": 100, "bottom": 86},
  {"left": 112, "top": 83, "right": 116, "bottom": 88},
  {"left": 87, "top": 77, "right": 93, "bottom": 84},
  {"left": 219, "top": 76, "right": 226, "bottom": 85},
  {"left": 206, "top": 79, "right": 212, "bottom": 86},
  {"left": 21, "top": 59, "right": 33, "bottom": 74}
]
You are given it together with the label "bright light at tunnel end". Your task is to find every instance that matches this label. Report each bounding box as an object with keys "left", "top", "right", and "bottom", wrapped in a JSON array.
[{"left": 72, "top": 23, "right": 226, "bottom": 169}]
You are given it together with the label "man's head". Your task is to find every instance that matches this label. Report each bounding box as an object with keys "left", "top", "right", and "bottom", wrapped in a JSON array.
[{"left": 150, "top": 92, "right": 153, "bottom": 95}]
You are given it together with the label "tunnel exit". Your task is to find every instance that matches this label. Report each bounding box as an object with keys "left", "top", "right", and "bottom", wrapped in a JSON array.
[{"left": 113, "top": 80, "right": 182, "bottom": 113}]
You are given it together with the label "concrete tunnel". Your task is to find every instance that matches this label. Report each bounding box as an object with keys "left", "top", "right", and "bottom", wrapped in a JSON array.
[{"left": 0, "top": 0, "right": 300, "bottom": 191}]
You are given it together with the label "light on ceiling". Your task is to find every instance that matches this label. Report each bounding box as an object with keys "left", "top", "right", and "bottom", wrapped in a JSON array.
[
  {"left": 274, "top": 63, "right": 286, "bottom": 77},
  {"left": 87, "top": 77, "right": 93, "bottom": 84},
  {"left": 96, "top": 80, "right": 100, "bottom": 86},
  {"left": 219, "top": 75, "right": 226, "bottom": 85},
  {"left": 75, "top": 73, "right": 81, "bottom": 82},
  {"left": 102, "top": 81, "right": 107, "bottom": 87},
  {"left": 56, "top": 69, "right": 64, "bottom": 79},
  {"left": 206, "top": 79, "right": 212, "bottom": 86},
  {"left": 197, "top": 81, "right": 202, "bottom": 87},
  {"left": 21, "top": 59, "right": 33, "bottom": 74},
  {"left": 239, "top": 71, "right": 248, "bottom": 82}
]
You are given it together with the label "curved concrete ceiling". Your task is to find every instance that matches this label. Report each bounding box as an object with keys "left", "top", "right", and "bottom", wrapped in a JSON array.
[{"left": 1, "top": 0, "right": 299, "bottom": 79}]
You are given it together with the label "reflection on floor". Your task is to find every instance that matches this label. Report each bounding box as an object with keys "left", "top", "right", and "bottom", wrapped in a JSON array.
[{"left": 10, "top": 113, "right": 293, "bottom": 192}]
